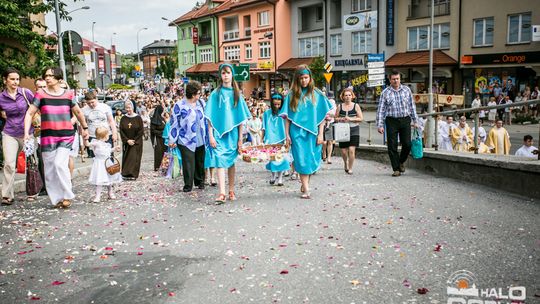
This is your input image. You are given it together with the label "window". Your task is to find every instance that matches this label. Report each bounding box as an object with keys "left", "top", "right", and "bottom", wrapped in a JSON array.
[
  {"left": 259, "top": 41, "right": 271, "bottom": 58},
  {"left": 187, "top": 27, "right": 192, "bottom": 39},
  {"left": 352, "top": 0, "right": 371, "bottom": 12},
  {"left": 245, "top": 44, "right": 252, "bottom": 60},
  {"left": 299, "top": 36, "right": 324, "bottom": 57},
  {"left": 200, "top": 49, "right": 213, "bottom": 63},
  {"left": 352, "top": 31, "right": 372, "bottom": 54},
  {"left": 224, "top": 45, "right": 240, "bottom": 61},
  {"left": 181, "top": 28, "right": 185, "bottom": 40},
  {"left": 190, "top": 51, "right": 195, "bottom": 63},
  {"left": 316, "top": 6, "right": 323, "bottom": 22},
  {"left": 258, "top": 11, "right": 269, "bottom": 27},
  {"left": 223, "top": 17, "right": 240, "bottom": 41},
  {"left": 244, "top": 15, "right": 251, "bottom": 37},
  {"left": 330, "top": 34, "right": 342, "bottom": 55},
  {"left": 408, "top": 25, "right": 429, "bottom": 51},
  {"left": 508, "top": 13, "right": 531, "bottom": 44},
  {"left": 473, "top": 17, "right": 494, "bottom": 46},
  {"left": 330, "top": 0, "right": 342, "bottom": 28},
  {"left": 183, "top": 52, "right": 188, "bottom": 64},
  {"left": 432, "top": 23, "right": 450, "bottom": 49}
]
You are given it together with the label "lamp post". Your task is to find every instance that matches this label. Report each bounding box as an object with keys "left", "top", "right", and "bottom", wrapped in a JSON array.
[
  {"left": 137, "top": 27, "right": 148, "bottom": 78},
  {"left": 53, "top": 0, "right": 90, "bottom": 79},
  {"left": 110, "top": 32, "right": 117, "bottom": 48},
  {"left": 92, "top": 21, "right": 96, "bottom": 43}
]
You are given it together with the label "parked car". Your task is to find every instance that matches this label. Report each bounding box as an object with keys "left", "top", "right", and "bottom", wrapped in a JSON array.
[{"left": 106, "top": 100, "right": 127, "bottom": 116}]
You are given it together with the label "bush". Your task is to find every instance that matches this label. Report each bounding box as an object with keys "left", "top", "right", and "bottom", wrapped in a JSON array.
[
  {"left": 109, "top": 84, "right": 132, "bottom": 90},
  {"left": 512, "top": 114, "right": 539, "bottom": 124}
]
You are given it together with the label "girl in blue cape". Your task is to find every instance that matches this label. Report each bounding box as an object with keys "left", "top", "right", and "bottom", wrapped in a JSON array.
[
  {"left": 279, "top": 65, "right": 334, "bottom": 199},
  {"left": 204, "top": 63, "right": 251, "bottom": 204},
  {"left": 261, "top": 93, "right": 290, "bottom": 186}
]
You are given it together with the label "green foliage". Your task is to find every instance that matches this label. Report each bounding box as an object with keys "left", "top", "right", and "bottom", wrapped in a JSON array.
[
  {"left": 309, "top": 56, "right": 325, "bottom": 89},
  {"left": 0, "top": 0, "right": 80, "bottom": 77},
  {"left": 512, "top": 114, "right": 539, "bottom": 125},
  {"left": 87, "top": 79, "right": 96, "bottom": 89},
  {"left": 109, "top": 83, "right": 132, "bottom": 90},
  {"left": 155, "top": 56, "right": 177, "bottom": 80},
  {"left": 121, "top": 54, "right": 136, "bottom": 76}
]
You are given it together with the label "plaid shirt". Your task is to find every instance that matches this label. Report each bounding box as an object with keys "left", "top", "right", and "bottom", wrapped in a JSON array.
[{"left": 376, "top": 85, "right": 418, "bottom": 128}]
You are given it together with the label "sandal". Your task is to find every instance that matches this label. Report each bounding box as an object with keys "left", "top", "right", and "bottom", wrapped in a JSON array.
[
  {"left": 228, "top": 191, "right": 237, "bottom": 201},
  {"left": 290, "top": 172, "right": 298, "bottom": 180},
  {"left": 1, "top": 197, "right": 14, "bottom": 205},
  {"left": 62, "top": 199, "right": 72, "bottom": 208},
  {"left": 27, "top": 196, "right": 37, "bottom": 202},
  {"left": 54, "top": 202, "right": 64, "bottom": 208},
  {"left": 327, "top": 159, "right": 332, "bottom": 164},
  {"left": 347, "top": 170, "right": 353, "bottom": 175},
  {"left": 300, "top": 193, "right": 311, "bottom": 199},
  {"left": 215, "top": 193, "right": 226, "bottom": 204}
]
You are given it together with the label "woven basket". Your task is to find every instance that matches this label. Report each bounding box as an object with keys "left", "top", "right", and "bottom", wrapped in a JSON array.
[{"left": 105, "top": 156, "right": 121, "bottom": 175}]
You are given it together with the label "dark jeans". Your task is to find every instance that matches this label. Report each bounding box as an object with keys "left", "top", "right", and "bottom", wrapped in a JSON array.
[
  {"left": 179, "top": 145, "right": 205, "bottom": 190},
  {"left": 385, "top": 116, "right": 412, "bottom": 171}
]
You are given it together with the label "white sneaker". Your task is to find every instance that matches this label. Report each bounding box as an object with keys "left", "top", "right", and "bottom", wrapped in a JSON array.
[
  {"left": 108, "top": 193, "right": 117, "bottom": 200},
  {"left": 92, "top": 196, "right": 101, "bottom": 203}
]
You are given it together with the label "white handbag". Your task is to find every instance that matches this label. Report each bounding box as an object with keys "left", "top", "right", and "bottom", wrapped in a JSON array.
[{"left": 333, "top": 123, "right": 350, "bottom": 142}]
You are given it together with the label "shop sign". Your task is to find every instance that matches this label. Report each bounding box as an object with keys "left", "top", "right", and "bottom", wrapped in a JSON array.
[
  {"left": 386, "top": 0, "right": 394, "bottom": 45},
  {"left": 351, "top": 74, "right": 369, "bottom": 87},
  {"left": 258, "top": 61, "right": 274, "bottom": 69},
  {"left": 461, "top": 51, "right": 540, "bottom": 65},
  {"left": 533, "top": 25, "right": 540, "bottom": 42},
  {"left": 343, "top": 11, "right": 377, "bottom": 31},
  {"left": 335, "top": 58, "right": 364, "bottom": 67}
]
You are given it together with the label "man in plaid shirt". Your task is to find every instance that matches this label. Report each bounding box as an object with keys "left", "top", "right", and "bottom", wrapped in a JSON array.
[{"left": 376, "top": 69, "right": 418, "bottom": 177}]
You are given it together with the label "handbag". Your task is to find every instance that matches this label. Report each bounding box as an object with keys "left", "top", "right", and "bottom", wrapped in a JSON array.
[
  {"left": 105, "top": 156, "right": 121, "bottom": 175},
  {"left": 16, "top": 151, "right": 26, "bottom": 174},
  {"left": 333, "top": 123, "right": 351, "bottom": 143},
  {"left": 411, "top": 129, "right": 423, "bottom": 159},
  {"left": 26, "top": 155, "right": 43, "bottom": 196},
  {"left": 160, "top": 151, "right": 172, "bottom": 176}
]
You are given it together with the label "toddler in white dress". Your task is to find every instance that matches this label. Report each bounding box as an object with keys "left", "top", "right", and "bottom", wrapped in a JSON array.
[{"left": 84, "top": 127, "right": 121, "bottom": 203}]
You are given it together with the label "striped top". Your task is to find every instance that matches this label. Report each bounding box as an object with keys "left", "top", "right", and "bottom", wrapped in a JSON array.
[{"left": 33, "top": 90, "right": 76, "bottom": 152}]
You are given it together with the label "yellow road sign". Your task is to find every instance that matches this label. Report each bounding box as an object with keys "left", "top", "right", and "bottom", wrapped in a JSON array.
[{"left": 323, "top": 72, "right": 333, "bottom": 84}]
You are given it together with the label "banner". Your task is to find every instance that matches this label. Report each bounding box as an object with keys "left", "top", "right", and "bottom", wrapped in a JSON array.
[{"left": 343, "top": 11, "right": 377, "bottom": 31}]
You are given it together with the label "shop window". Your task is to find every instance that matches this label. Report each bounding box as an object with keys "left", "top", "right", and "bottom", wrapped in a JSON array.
[
  {"left": 473, "top": 17, "right": 494, "bottom": 47},
  {"left": 508, "top": 13, "right": 531, "bottom": 44}
]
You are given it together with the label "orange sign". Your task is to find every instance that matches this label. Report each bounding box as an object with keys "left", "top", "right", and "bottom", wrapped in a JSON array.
[{"left": 323, "top": 72, "right": 333, "bottom": 84}]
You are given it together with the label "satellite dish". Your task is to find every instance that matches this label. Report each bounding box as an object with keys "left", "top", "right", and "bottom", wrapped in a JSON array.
[{"left": 62, "top": 30, "right": 83, "bottom": 55}]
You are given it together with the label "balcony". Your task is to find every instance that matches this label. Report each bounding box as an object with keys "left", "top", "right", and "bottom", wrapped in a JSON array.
[
  {"left": 244, "top": 27, "right": 251, "bottom": 38},
  {"left": 223, "top": 30, "right": 240, "bottom": 41},
  {"left": 408, "top": 1, "right": 450, "bottom": 19},
  {"left": 199, "top": 36, "right": 212, "bottom": 46}
]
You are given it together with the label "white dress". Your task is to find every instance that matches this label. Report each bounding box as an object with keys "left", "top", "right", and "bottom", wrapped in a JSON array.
[{"left": 88, "top": 141, "right": 122, "bottom": 186}]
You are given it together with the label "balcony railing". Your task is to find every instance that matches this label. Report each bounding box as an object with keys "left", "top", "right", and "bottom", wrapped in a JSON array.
[
  {"left": 199, "top": 36, "right": 212, "bottom": 45},
  {"left": 223, "top": 30, "right": 239, "bottom": 41},
  {"left": 244, "top": 27, "right": 251, "bottom": 38},
  {"left": 408, "top": 2, "right": 450, "bottom": 19}
]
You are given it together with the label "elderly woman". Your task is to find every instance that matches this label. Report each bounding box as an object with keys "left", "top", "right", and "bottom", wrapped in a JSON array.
[
  {"left": 168, "top": 81, "right": 207, "bottom": 192},
  {"left": 119, "top": 101, "right": 144, "bottom": 180},
  {"left": 0, "top": 67, "right": 34, "bottom": 205},
  {"left": 24, "top": 67, "right": 89, "bottom": 208}
]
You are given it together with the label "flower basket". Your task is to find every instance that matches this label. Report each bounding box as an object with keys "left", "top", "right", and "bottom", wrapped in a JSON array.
[{"left": 240, "top": 144, "right": 288, "bottom": 163}]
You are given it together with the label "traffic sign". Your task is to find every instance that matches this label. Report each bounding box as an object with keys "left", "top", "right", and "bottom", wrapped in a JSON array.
[
  {"left": 324, "top": 62, "right": 333, "bottom": 73},
  {"left": 367, "top": 80, "right": 384, "bottom": 87},
  {"left": 135, "top": 71, "right": 140, "bottom": 77},
  {"left": 367, "top": 61, "right": 384, "bottom": 68},
  {"left": 368, "top": 68, "right": 385, "bottom": 75},
  {"left": 182, "top": 77, "right": 189, "bottom": 83},
  {"left": 368, "top": 53, "right": 385, "bottom": 62},
  {"left": 367, "top": 53, "right": 385, "bottom": 88},
  {"left": 134, "top": 65, "right": 141, "bottom": 71},
  {"left": 368, "top": 73, "right": 385, "bottom": 81},
  {"left": 323, "top": 72, "right": 333, "bottom": 84},
  {"left": 234, "top": 64, "right": 250, "bottom": 82}
]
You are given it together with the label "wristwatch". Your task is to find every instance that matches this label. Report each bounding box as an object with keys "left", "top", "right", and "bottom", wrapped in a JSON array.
[{"left": 82, "top": 126, "right": 89, "bottom": 130}]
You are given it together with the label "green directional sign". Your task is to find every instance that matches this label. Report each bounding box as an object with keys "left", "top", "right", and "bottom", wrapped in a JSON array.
[{"left": 234, "top": 64, "right": 250, "bottom": 82}]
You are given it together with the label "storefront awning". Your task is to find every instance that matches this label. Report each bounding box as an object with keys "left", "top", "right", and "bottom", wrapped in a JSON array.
[
  {"left": 278, "top": 58, "right": 314, "bottom": 70},
  {"left": 185, "top": 62, "right": 221, "bottom": 74},
  {"left": 385, "top": 50, "right": 457, "bottom": 67}
]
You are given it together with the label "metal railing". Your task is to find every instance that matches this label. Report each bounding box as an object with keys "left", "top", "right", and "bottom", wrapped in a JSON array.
[{"left": 362, "top": 99, "right": 540, "bottom": 159}]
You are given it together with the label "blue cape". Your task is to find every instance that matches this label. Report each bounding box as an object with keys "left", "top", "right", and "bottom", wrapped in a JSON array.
[
  {"left": 262, "top": 109, "right": 286, "bottom": 144},
  {"left": 204, "top": 86, "right": 250, "bottom": 138},
  {"left": 279, "top": 89, "right": 333, "bottom": 135}
]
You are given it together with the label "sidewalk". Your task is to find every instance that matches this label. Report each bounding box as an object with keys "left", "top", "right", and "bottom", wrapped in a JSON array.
[{"left": 5, "top": 153, "right": 93, "bottom": 194}]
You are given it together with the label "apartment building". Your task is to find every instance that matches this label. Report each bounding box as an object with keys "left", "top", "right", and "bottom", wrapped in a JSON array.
[
  {"left": 460, "top": 0, "right": 540, "bottom": 104},
  {"left": 141, "top": 39, "right": 177, "bottom": 78}
]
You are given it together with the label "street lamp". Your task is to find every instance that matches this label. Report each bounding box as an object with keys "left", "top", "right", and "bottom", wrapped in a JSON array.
[
  {"left": 53, "top": 0, "right": 90, "bottom": 80},
  {"left": 92, "top": 21, "right": 96, "bottom": 43},
  {"left": 67, "top": 6, "right": 90, "bottom": 15},
  {"left": 110, "top": 32, "right": 117, "bottom": 48},
  {"left": 137, "top": 27, "right": 148, "bottom": 76}
]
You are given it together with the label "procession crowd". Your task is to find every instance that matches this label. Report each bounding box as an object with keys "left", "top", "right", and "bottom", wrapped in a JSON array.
[{"left": 0, "top": 64, "right": 537, "bottom": 208}]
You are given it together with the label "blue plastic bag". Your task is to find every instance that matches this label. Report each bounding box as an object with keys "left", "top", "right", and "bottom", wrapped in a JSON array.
[{"left": 411, "top": 129, "right": 423, "bottom": 159}]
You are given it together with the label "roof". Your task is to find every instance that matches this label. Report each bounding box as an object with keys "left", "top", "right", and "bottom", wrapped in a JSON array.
[
  {"left": 278, "top": 58, "right": 315, "bottom": 70},
  {"left": 185, "top": 62, "right": 222, "bottom": 74},
  {"left": 385, "top": 50, "right": 457, "bottom": 67},
  {"left": 170, "top": 0, "right": 227, "bottom": 25},
  {"left": 212, "top": 0, "right": 274, "bottom": 14},
  {"left": 142, "top": 39, "right": 177, "bottom": 50}
]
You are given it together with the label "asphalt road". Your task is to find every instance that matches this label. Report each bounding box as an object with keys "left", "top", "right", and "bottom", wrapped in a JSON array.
[{"left": 0, "top": 141, "right": 538, "bottom": 303}]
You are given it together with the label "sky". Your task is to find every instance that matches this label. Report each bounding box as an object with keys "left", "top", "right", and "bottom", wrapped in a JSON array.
[{"left": 45, "top": 0, "right": 195, "bottom": 54}]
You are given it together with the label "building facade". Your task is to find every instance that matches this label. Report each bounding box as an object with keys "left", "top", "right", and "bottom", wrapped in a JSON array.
[
  {"left": 460, "top": 0, "right": 540, "bottom": 105},
  {"left": 141, "top": 39, "right": 177, "bottom": 79},
  {"left": 385, "top": 0, "right": 461, "bottom": 96}
]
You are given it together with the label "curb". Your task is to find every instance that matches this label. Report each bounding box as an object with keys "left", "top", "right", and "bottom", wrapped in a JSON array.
[{"left": 13, "top": 164, "right": 93, "bottom": 194}]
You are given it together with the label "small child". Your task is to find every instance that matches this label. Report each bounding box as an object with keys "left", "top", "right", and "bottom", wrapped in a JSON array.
[{"left": 84, "top": 126, "right": 122, "bottom": 203}]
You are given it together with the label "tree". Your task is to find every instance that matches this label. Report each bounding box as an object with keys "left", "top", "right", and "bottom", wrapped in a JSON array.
[
  {"left": 0, "top": 0, "right": 80, "bottom": 78},
  {"left": 309, "top": 56, "right": 326, "bottom": 89},
  {"left": 155, "top": 55, "right": 177, "bottom": 80},
  {"left": 120, "top": 54, "right": 136, "bottom": 77}
]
